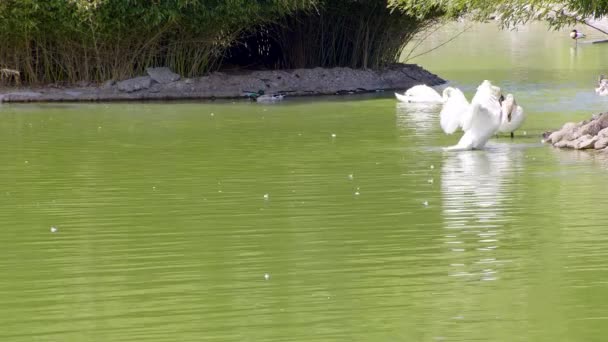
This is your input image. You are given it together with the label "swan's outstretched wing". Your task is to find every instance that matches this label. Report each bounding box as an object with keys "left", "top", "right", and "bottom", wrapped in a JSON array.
[
  {"left": 440, "top": 88, "right": 469, "bottom": 134},
  {"left": 450, "top": 101, "right": 500, "bottom": 150},
  {"left": 466, "top": 102, "right": 502, "bottom": 148},
  {"left": 446, "top": 81, "right": 502, "bottom": 150}
]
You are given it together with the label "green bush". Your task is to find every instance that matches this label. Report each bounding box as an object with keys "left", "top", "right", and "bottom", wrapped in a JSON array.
[{"left": 0, "top": 0, "right": 448, "bottom": 84}]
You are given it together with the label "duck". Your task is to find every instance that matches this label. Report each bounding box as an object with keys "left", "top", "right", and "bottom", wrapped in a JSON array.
[
  {"left": 444, "top": 80, "right": 503, "bottom": 151},
  {"left": 498, "top": 93, "right": 525, "bottom": 138},
  {"left": 395, "top": 84, "right": 444, "bottom": 104},
  {"left": 243, "top": 89, "right": 285, "bottom": 103},
  {"left": 256, "top": 94, "right": 285, "bottom": 103},
  {"left": 243, "top": 89, "right": 265, "bottom": 100},
  {"left": 570, "top": 29, "right": 586, "bottom": 40}
]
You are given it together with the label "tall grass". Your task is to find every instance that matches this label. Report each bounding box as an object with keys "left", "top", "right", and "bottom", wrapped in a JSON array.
[
  {"left": 0, "top": 0, "right": 443, "bottom": 85},
  {"left": 268, "top": 1, "right": 443, "bottom": 69}
]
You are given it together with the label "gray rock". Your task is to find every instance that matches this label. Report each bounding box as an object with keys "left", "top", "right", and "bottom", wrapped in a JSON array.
[
  {"left": 148, "top": 83, "right": 162, "bottom": 93},
  {"left": 146, "top": 67, "right": 180, "bottom": 84},
  {"left": 77, "top": 80, "right": 90, "bottom": 87},
  {"left": 65, "top": 91, "right": 82, "bottom": 97},
  {"left": 595, "top": 137, "right": 608, "bottom": 149},
  {"left": 549, "top": 122, "right": 577, "bottom": 144},
  {"left": 11, "top": 91, "right": 42, "bottom": 99},
  {"left": 575, "top": 134, "right": 597, "bottom": 149},
  {"left": 101, "top": 79, "right": 116, "bottom": 89},
  {"left": 117, "top": 76, "right": 152, "bottom": 93},
  {"left": 598, "top": 127, "right": 608, "bottom": 138}
]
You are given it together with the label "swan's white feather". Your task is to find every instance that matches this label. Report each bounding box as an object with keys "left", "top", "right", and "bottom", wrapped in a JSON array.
[
  {"left": 498, "top": 94, "right": 525, "bottom": 134},
  {"left": 440, "top": 87, "right": 469, "bottom": 134},
  {"left": 446, "top": 80, "right": 502, "bottom": 150},
  {"left": 395, "top": 84, "right": 443, "bottom": 103}
]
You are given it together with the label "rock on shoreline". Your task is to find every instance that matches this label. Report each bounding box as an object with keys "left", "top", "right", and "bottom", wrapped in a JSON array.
[
  {"left": 0, "top": 64, "right": 444, "bottom": 103},
  {"left": 543, "top": 112, "right": 608, "bottom": 151}
]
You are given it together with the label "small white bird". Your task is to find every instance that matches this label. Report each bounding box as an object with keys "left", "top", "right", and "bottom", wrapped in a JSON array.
[
  {"left": 50, "top": 226, "right": 58, "bottom": 233},
  {"left": 498, "top": 93, "right": 525, "bottom": 138},
  {"left": 570, "top": 29, "right": 586, "bottom": 40}
]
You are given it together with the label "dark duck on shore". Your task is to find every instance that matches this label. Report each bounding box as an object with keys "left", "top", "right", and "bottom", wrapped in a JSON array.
[{"left": 243, "top": 89, "right": 285, "bottom": 102}]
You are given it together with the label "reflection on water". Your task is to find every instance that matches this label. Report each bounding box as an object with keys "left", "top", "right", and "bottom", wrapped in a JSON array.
[
  {"left": 395, "top": 102, "right": 442, "bottom": 134},
  {"left": 441, "top": 146, "right": 523, "bottom": 282}
]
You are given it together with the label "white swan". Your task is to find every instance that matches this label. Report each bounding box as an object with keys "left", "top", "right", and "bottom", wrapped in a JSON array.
[
  {"left": 444, "top": 80, "right": 503, "bottom": 151},
  {"left": 395, "top": 84, "right": 443, "bottom": 103},
  {"left": 439, "top": 87, "right": 469, "bottom": 134},
  {"left": 498, "top": 93, "right": 525, "bottom": 138}
]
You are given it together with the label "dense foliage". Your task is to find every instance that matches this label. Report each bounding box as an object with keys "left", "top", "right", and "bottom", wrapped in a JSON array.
[
  {"left": 0, "top": 0, "right": 317, "bottom": 83},
  {"left": 3, "top": 0, "right": 604, "bottom": 84},
  {"left": 229, "top": 1, "right": 444, "bottom": 69}
]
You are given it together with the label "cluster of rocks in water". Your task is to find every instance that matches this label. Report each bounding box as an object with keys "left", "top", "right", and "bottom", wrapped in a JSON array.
[
  {"left": 0, "top": 64, "right": 444, "bottom": 103},
  {"left": 543, "top": 112, "right": 608, "bottom": 151}
]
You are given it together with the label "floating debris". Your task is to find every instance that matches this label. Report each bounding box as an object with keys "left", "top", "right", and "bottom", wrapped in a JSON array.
[
  {"left": 264, "top": 273, "right": 270, "bottom": 280},
  {"left": 430, "top": 165, "right": 435, "bottom": 169},
  {"left": 331, "top": 133, "right": 336, "bottom": 138},
  {"left": 348, "top": 174, "right": 354, "bottom": 180},
  {"left": 354, "top": 191, "right": 360, "bottom": 196},
  {"left": 263, "top": 193, "right": 269, "bottom": 200},
  {"left": 423, "top": 201, "right": 429, "bottom": 206},
  {"left": 210, "top": 113, "right": 215, "bottom": 117},
  {"left": 427, "top": 178, "right": 434, "bottom": 184},
  {"left": 50, "top": 226, "right": 58, "bottom": 233}
]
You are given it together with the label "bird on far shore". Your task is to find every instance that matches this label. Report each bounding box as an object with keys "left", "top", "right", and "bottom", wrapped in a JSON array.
[
  {"left": 570, "top": 29, "right": 586, "bottom": 45},
  {"left": 243, "top": 89, "right": 285, "bottom": 103}
]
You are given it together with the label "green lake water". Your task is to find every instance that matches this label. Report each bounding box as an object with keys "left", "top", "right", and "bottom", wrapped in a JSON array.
[{"left": 2, "top": 22, "right": 608, "bottom": 341}]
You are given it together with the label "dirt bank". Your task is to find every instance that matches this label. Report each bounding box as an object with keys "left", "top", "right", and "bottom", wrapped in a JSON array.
[{"left": 0, "top": 64, "right": 444, "bottom": 103}]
